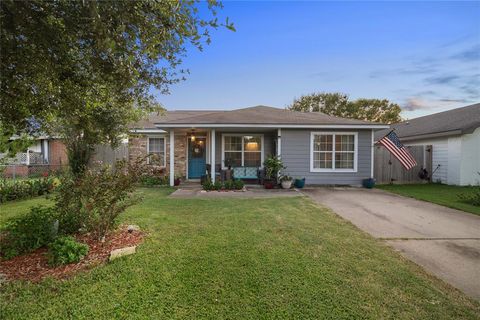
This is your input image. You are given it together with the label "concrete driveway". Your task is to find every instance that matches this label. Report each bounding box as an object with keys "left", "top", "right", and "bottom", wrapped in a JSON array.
[{"left": 302, "top": 187, "right": 480, "bottom": 300}]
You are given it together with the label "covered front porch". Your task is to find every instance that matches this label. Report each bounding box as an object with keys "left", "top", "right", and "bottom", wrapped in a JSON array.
[{"left": 164, "top": 127, "right": 283, "bottom": 187}]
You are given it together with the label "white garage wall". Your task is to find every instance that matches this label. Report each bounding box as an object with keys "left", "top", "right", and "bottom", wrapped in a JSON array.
[
  {"left": 460, "top": 127, "right": 480, "bottom": 185},
  {"left": 406, "top": 138, "right": 449, "bottom": 183}
]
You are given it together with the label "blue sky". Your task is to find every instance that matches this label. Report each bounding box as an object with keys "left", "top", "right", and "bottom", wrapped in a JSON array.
[{"left": 155, "top": 1, "right": 480, "bottom": 119}]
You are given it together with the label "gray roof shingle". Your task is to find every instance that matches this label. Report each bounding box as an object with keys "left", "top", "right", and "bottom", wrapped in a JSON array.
[{"left": 375, "top": 103, "right": 480, "bottom": 141}]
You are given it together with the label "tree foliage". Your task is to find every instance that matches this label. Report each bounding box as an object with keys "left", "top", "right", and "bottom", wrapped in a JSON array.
[
  {"left": 1, "top": 0, "right": 233, "bottom": 175},
  {"left": 289, "top": 92, "right": 402, "bottom": 124}
]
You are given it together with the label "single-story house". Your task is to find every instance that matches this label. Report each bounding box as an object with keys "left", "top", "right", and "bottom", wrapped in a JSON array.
[
  {"left": 129, "top": 105, "right": 388, "bottom": 186},
  {"left": 0, "top": 136, "right": 68, "bottom": 177},
  {"left": 375, "top": 103, "right": 480, "bottom": 186}
]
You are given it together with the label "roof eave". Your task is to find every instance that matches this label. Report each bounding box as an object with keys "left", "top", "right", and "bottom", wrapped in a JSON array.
[{"left": 153, "top": 123, "right": 390, "bottom": 129}]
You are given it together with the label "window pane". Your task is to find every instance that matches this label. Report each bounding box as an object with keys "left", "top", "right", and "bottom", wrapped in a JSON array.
[
  {"left": 225, "top": 152, "right": 242, "bottom": 167},
  {"left": 149, "top": 138, "right": 164, "bottom": 153},
  {"left": 314, "top": 134, "right": 333, "bottom": 151},
  {"left": 244, "top": 152, "right": 261, "bottom": 167},
  {"left": 244, "top": 136, "right": 261, "bottom": 152},
  {"left": 335, "top": 152, "right": 354, "bottom": 169},
  {"left": 224, "top": 136, "right": 242, "bottom": 151},
  {"left": 313, "top": 152, "right": 333, "bottom": 169},
  {"left": 335, "top": 135, "right": 354, "bottom": 152}
]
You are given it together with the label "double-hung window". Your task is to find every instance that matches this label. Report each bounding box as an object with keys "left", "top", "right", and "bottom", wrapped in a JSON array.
[
  {"left": 147, "top": 137, "right": 166, "bottom": 166},
  {"left": 222, "top": 135, "right": 263, "bottom": 168},
  {"left": 311, "top": 132, "right": 357, "bottom": 172}
]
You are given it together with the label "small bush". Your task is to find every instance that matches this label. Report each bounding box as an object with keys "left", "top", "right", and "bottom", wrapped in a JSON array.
[
  {"left": 223, "top": 179, "right": 235, "bottom": 190},
  {"left": 48, "top": 236, "right": 89, "bottom": 266},
  {"left": 233, "top": 179, "right": 244, "bottom": 190},
  {"left": 213, "top": 181, "right": 222, "bottom": 191},
  {"left": 202, "top": 179, "right": 214, "bottom": 191},
  {"left": 0, "top": 177, "right": 55, "bottom": 203},
  {"left": 55, "top": 160, "right": 144, "bottom": 239},
  {"left": 0, "top": 206, "right": 58, "bottom": 259},
  {"left": 140, "top": 175, "right": 168, "bottom": 186}
]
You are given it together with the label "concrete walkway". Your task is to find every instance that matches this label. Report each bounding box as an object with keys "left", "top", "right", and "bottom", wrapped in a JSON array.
[{"left": 302, "top": 187, "right": 480, "bottom": 300}]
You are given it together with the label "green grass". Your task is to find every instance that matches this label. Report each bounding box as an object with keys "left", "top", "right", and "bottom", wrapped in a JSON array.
[
  {"left": 0, "top": 195, "right": 52, "bottom": 224},
  {"left": 1, "top": 188, "right": 479, "bottom": 319},
  {"left": 377, "top": 183, "right": 480, "bottom": 216}
]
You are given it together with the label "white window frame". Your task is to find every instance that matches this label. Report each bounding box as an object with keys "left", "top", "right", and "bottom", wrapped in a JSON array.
[
  {"left": 221, "top": 134, "right": 264, "bottom": 169},
  {"left": 147, "top": 135, "right": 166, "bottom": 167},
  {"left": 310, "top": 132, "right": 358, "bottom": 173}
]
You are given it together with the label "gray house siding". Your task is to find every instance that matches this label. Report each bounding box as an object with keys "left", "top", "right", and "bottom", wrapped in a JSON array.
[
  {"left": 281, "top": 129, "right": 373, "bottom": 185},
  {"left": 215, "top": 131, "right": 276, "bottom": 167}
]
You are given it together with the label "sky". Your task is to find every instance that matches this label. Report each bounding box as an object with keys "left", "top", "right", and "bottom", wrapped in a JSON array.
[{"left": 155, "top": 1, "right": 480, "bottom": 119}]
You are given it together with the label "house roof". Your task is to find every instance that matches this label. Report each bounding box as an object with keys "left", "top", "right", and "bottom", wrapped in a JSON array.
[
  {"left": 132, "top": 106, "right": 387, "bottom": 130},
  {"left": 375, "top": 103, "right": 480, "bottom": 141}
]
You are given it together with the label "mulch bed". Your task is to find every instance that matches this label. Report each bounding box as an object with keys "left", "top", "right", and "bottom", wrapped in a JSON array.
[{"left": 0, "top": 226, "right": 144, "bottom": 283}]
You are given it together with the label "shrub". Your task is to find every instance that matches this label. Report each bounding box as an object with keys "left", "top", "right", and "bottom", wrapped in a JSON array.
[
  {"left": 140, "top": 175, "right": 168, "bottom": 186},
  {"left": 0, "top": 206, "right": 58, "bottom": 259},
  {"left": 233, "top": 179, "right": 244, "bottom": 190},
  {"left": 458, "top": 175, "right": 480, "bottom": 206},
  {"left": 223, "top": 179, "right": 235, "bottom": 190},
  {"left": 48, "top": 236, "right": 89, "bottom": 266},
  {"left": 0, "top": 177, "right": 55, "bottom": 203},
  {"left": 56, "top": 160, "right": 145, "bottom": 239},
  {"left": 202, "top": 179, "right": 214, "bottom": 191},
  {"left": 213, "top": 181, "right": 223, "bottom": 191}
]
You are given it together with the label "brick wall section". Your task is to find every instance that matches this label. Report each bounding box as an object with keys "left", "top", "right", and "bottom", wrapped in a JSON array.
[
  {"left": 129, "top": 133, "right": 187, "bottom": 178},
  {"left": 49, "top": 139, "right": 68, "bottom": 165}
]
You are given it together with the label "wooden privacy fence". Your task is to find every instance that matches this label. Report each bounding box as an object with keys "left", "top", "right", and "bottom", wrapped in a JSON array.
[
  {"left": 374, "top": 144, "right": 432, "bottom": 184},
  {"left": 89, "top": 143, "right": 129, "bottom": 167}
]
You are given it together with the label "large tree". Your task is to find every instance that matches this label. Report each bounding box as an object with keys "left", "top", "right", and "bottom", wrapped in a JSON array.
[
  {"left": 289, "top": 92, "right": 402, "bottom": 124},
  {"left": 1, "top": 0, "right": 233, "bottom": 175}
]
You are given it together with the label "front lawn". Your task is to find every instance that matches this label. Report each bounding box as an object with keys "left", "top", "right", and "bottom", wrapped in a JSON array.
[
  {"left": 1, "top": 188, "right": 479, "bottom": 319},
  {"left": 377, "top": 183, "right": 480, "bottom": 216}
]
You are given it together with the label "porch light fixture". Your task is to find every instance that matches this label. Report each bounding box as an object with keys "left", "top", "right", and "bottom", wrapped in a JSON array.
[{"left": 190, "top": 129, "right": 196, "bottom": 142}]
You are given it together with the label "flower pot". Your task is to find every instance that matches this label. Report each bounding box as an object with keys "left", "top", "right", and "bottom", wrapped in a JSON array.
[
  {"left": 264, "top": 180, "right": 275, "bottom": 189},
  {"left": 294, "top": 178, "right": 305, "bottom": 188},
  {"left": 174, "top": 178, "right": 181, "bottom": 186},
  {"left": 281, "top": 180, "right": 293, "bottom": 189},
  {"left": 362, "top": 178, "right": 375, "bottom": 189}
]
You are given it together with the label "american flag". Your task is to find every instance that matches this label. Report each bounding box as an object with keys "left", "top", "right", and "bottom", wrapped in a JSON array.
[{"left": 378, "top": 131, "right": 417, "bottom": 170}]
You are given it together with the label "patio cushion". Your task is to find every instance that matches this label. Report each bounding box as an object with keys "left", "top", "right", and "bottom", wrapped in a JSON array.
[
  {"left": 233, "top": 167, "right": 258, "bottom": 179},
  {"left": 233, "top": 167, "right": 245, "bottom": 178}
]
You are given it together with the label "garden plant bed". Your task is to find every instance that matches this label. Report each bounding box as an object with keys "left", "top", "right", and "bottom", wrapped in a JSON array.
[{"left": 0, "top": 226, "right": 144, "bottom": 282}]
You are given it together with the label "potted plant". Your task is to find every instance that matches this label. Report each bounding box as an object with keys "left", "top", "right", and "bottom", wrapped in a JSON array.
[
  {"left": 294, "top": 177, "right": 306, "bottom": 189},
  {"left": 263, "top": 155, "right": 285, "bottom": 189},
  {"left": 362, "top": 178, "right": 375, "bottom": 189},
  {"left": 174, "top": 175, "right": 181, "bottom": 186},
  {"left": 280, "top": 175, "right": 293, "bottom": 189}
]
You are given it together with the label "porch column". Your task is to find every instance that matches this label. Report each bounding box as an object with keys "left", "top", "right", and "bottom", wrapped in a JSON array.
[
  {"left": 210, "top": 129, "right": 216, "bottom": 181},
  {"left": 277, "top": 128, "right": 282, "bottom": 157},
  {"left": 169, "top": 130, "right": 175, "bottom": 186}
]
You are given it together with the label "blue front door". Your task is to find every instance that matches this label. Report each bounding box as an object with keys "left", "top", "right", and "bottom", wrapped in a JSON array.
[{"left": 188, "top": 137, "right": 206, "bottom": 179}]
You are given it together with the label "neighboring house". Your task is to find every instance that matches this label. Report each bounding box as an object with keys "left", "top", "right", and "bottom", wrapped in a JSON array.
[
  {"left": 375, "top": 103, "right": 480, "bottom": 186},
  {"left": 0, "top": 136, "right": 68, "bottom": 177},
  {"left": 129, "top": 105, "right": 388, "bottom": 186}
]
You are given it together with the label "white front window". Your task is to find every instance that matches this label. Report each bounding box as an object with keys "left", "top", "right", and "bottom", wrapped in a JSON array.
[
  {"left": 310, "top": 132, "right": 357, "bottom": 172},
  {"left": 222, "top": 134, "right": 264, "bottom": 168},
  {"left": 147, "top": 137, "right": 166, "bottom": 166}
]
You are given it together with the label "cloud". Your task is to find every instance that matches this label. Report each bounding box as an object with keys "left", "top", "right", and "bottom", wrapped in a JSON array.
[
  {"left": 402, "top": 97, "right": 468, "bottom": 112},
  {"left": 450, "top": 45, "right": 480, "bottom": 62},
  {"left": 424, "top": 74, "right": 460, "bottom": 85}
]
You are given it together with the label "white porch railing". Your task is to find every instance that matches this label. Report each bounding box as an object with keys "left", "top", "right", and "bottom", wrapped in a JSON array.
[{"left": 0, "top": 151, "right": 47, "bottom": 165}]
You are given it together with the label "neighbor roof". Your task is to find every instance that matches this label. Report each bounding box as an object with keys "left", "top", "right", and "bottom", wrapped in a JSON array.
[
  {"left": 133, "top": 105, "right": 386, "bottom": 129},
  {"left": 375, "top": 103, "right": 480, "bottom": 141}
]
